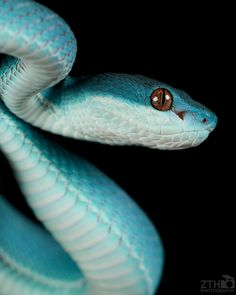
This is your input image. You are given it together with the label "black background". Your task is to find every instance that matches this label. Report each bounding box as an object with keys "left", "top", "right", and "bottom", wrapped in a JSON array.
[{"left": 0, "top": 1, "right": 234, "bottom": 294}]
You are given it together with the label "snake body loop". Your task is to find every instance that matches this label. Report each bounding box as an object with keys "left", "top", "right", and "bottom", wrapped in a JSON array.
[{"left": 0, "top": 1, "right": 217, "bottom": 294}]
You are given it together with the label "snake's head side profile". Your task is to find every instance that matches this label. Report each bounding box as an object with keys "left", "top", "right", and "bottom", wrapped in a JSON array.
[{"left": 60, "top": 73, "right": 217, "bottom": 149}]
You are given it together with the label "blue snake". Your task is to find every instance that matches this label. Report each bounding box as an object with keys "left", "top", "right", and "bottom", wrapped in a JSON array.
[{"left": 0, "top": 1, "right": 217, "bottom": 294}]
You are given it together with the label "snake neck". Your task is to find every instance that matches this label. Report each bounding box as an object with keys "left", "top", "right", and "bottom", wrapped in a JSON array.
[{"left": 0, "top": 0, "right": 76, "bottom": 131}]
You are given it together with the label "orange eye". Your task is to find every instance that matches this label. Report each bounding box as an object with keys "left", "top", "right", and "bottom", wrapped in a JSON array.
[{"left": 150, "top": 88, "right": 173, "bottom": 111}]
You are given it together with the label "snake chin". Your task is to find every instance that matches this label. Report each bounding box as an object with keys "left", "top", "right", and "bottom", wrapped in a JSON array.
[
  {"left": 179, "top": 130, "right": 210, "bottom": 149},
  {"left": 136, "top": 129, "right": 210, "bottom": 150}
]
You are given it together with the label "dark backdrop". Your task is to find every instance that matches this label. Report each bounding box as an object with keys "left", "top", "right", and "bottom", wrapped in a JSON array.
[{"left": 0, "top": 1, "right": 234, "bottom": 294}]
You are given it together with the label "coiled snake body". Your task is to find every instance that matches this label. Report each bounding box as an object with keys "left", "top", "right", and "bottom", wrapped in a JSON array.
[{"left": 0, "top": 1, "right": 217, "bottom": 294}]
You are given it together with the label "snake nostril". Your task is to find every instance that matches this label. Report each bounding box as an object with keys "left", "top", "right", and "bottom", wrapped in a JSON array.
[{"left": 202, "top": 118, "right": 208, "bottom": 124}]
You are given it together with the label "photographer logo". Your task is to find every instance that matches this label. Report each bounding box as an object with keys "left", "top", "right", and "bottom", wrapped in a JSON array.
[{"left": 201, "top": 275, "right": 235, "bottom": 293}]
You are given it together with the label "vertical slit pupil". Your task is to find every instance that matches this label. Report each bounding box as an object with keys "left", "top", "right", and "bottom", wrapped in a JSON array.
[
  {"left": 158, "top": 89, "right": 166, "bottom": 109},
  {"left": 161, "top": 90, "right": 166, "bottom": 108},
  {"left": 151, "top": 88, "right": 172, "bottom": 111}
]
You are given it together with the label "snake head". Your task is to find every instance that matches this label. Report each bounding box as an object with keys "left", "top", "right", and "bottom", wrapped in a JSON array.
[
  {"left": 62, "top": 74, "right": 217, "bottom": 150},
  {"left": 145, "top": 83, "right": 218, "bottom": 149}
]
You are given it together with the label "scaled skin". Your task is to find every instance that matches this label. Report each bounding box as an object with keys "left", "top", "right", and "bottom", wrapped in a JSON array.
[
  {"left": 42, "top": 73, "right": 217, "bottom": 149},
  {"left": 0, "top": 0, "right": 217, "bottom": 295}
]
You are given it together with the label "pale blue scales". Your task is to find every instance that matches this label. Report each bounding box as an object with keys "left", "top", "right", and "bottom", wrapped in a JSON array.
[{"left": 0, "top": 0, "right": 217, "bottom": 294}]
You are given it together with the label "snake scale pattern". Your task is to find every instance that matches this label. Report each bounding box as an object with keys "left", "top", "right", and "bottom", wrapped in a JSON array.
[{"left": 0, "top": 1, "right": 217, "bottom": 294}]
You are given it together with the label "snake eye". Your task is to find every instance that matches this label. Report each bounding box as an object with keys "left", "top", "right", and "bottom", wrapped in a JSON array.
[{"left": 150, "top": 88, "right": 173, "bottom": 111}]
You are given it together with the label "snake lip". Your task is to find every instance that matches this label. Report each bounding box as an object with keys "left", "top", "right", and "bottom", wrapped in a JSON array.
[{"left": 206, "top": 114, "right": 218, "bottom": 132}]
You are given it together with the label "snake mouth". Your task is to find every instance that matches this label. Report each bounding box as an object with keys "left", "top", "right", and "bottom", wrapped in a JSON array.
[
  {"left": 154, "top": 132, "right": 211, "bottom": 149},
  {"left": 206, "top": 116, "right": 218, "bottom": 132}
]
